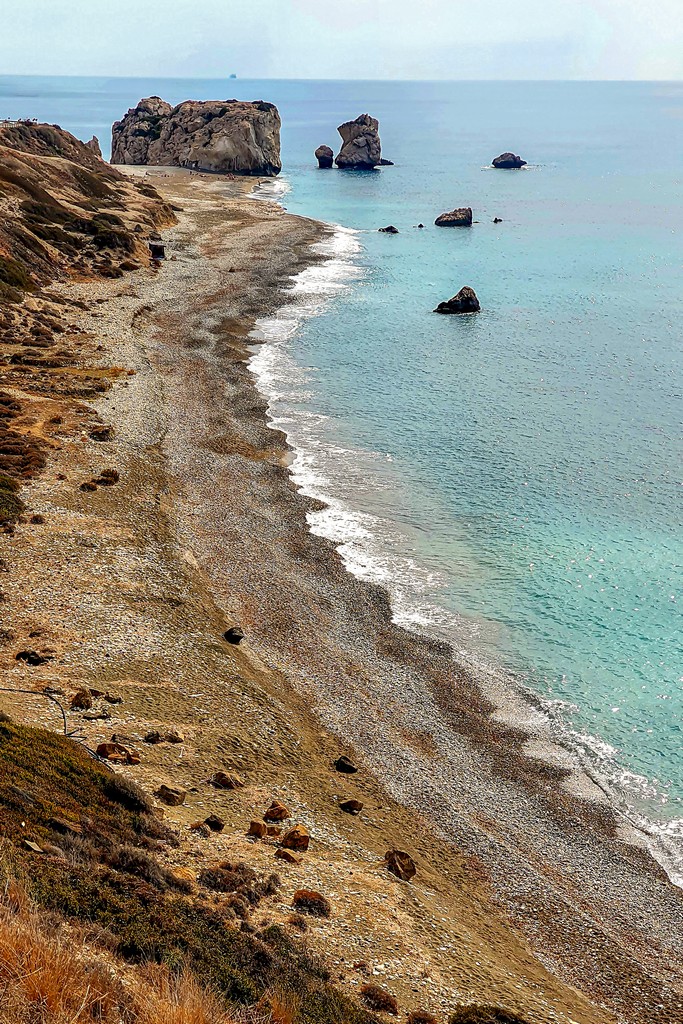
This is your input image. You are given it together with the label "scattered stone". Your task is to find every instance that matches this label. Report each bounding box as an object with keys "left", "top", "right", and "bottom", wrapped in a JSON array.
[
  {"left": 94, "top": 468, "right": 119, "bottom": 486},
  {"left": 15, "top": 650, "right": 52, "bottom": 667},
  {"left": 70, "top": 688, "right": 93, "bottom": 710},
  {"left": 435, "top": 207, "right": 473, "bottom": 227},
  {"left": 89, "top": 424, "right": 115, "bottom": 441},
  {"left": 83, "top": 708, "right": 111, "bottom": 721},
  {"left": 384, "top": 848, "right": 416, "bottom": 881},
  {"left": 103, "top": 692, "right": 123, "bottom": 704},
  {"left": 334, "top": 755, "right": 358, "bottom": 774},
  {"left": 360, "top": 983, "right": 399, "bottom": 1015},
  {"left": 434, "top": 286, "right": 480, "bottom": 315},
  {"left": 223, "top": 626, "right": 244, "bottom": 645},
  {"left": 492, "top": 152, "right": 527, "bottom": 168},
  {"left": 156, "top": 784, "right": 187, "bottom": 806},
  {"left": 190, "top": 821, "right": 212, "bottom": 837},
  {"left": 264, "top": 800, "right": 290, "bottom": 822},
  {"left": 248, "top": 820, "right": 268, "bottom": 838},
  {"left": 144, "top": 730, "right": 163, "bottom": 744},
  {"left": 166, "top": 729, "right": 185, "bottom": 744},
  {"left": 204, "top": 814, "right": 225, "bottom": 832},
  {"left": 378, "top": 225, "right": 399, "bottom": 234},
  {"left": 292, "top": 888, "right": 331, "bottom": 917},
  {"left": 79, "top": 481, "right": 97, "bottom": 492},
  {"left": 339, "top": 799, "right": 364, "bottom": 815},
  {"left": 315, "top": 144, "right": 334, "bottom": 168},
  {"left": 281, "top": 824, "right": 310, "bottom": 852},
  {"left": 275, "top": 848, "right": 301, "bottom": 864},
  {"left": 96, "top": 741, "right": 139, "bottom": 765},
  {"left": 336, "top": 113, "right": 382, "bottom": 169},
  {"left": 266, "top": 825, "right": 281, "bottom": 837},
  {"left": 209, "top": 770, "right": 244, "bottom": 789}
]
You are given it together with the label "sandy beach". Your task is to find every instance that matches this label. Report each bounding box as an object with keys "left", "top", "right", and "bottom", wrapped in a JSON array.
[{"left": 1, "top": 170, "right": 681, "bottom": 1024}]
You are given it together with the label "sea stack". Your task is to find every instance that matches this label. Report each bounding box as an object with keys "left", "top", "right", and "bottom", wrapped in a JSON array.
[
  {"left": 315, "top": 145, "right": 334, "bottom": 168},
  {"left": 434, "top": 286, "right": 480, "bottom": 314},
  {"left": 492, "top": 152, "right": 527, "bottom": 169},
  {"left": 111, "top": 97, "right": 282, "bottom": 176},
  {"left": 435, "top": 207, "right": 473, "bottom": 227},
  {"left": 335, "top": 113, "right": 382, "bottom": 169}
]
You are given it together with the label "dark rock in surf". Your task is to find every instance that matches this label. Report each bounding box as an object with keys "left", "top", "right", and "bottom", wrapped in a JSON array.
[
  {"left": 492, "top": 152, "right": 527, "bottom": 169},
  {"left": 435, "top": 207, "right": 472, "bottom": 227},
  {"left": 315, "top": 145, "right": 334, "bottom": 168},
  {"left": 378, "top": 225, "right": 399, "bottom": 233},
  {"left": 434, "top": 286, "right": 480, "bottom": 314}
]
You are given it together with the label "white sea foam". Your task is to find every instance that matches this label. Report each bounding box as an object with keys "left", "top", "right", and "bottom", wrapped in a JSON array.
[{"left": 248, "top": 220, "right": 683, "bottom": 887}]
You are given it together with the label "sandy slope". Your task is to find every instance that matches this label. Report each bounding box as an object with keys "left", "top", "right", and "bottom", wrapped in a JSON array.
[{"left": 0, "top": 170, "right": 681, "bottom": 1024}]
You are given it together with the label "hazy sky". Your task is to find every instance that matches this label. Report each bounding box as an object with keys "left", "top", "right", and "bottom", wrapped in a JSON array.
[{"left": 4, "top": 0, "right": 683, "bottom": 80}]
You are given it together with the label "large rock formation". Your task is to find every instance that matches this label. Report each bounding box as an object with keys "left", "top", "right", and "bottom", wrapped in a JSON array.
[
  {"left": 315, "top": 145, "right": 334, "bottom": 168},
  {"left": 335, "top": 114, "right": 381, "bottom": 169},
  {"left": 434, "top": 287, "right": 480, "bottom": 314},
  {"left": 111, "top": 97, "right": 282, "bottom": 176},
  {"left": 492, "top": 152, "right": 527, "bottom": 169},
  {"left": 435, "top": 207, "right": 473, "bottom": 227}
]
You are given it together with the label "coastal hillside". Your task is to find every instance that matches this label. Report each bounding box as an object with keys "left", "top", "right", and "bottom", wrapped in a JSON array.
[{"left": 0, "top": 125, "right": 680, "bottom": 1024}]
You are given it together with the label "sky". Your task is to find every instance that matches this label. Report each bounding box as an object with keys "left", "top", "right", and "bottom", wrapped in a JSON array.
[{"left": 3, "top": 0, "right": 683, "bottom": 80}]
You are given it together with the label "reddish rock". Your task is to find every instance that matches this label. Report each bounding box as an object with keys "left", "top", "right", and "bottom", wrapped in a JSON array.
[
  {"left": 204, "top": 814, "right": 225, "bottom": 832},
  {"left": 264, "top": 800, "right": 290, "bottom": 822},
  {"left": 281, "top": 825, "right": 310, "bottom": 852},
  {"left": 275, "top": 848, "right": 301, "bottom": 864},
  {"left": 248, "top": 820, "right": 267, "bottom": 838},
  {"left": 209, "top": 770, "right": 244, "bottom": 789},
  {"left": 340, "top": 799, "right": 364, "bottom": 815},
  {"left": 292, "top": 889, "right": 331, "bottom": 917},
  {"left": 384, "top": 848, "right": 416, "bottom": 881},
  {"left": 70, "top": 688, "right": 93, "bottom": 710},
  {"left": 156, "top": 784, "right": 187, "bottom": 806}
]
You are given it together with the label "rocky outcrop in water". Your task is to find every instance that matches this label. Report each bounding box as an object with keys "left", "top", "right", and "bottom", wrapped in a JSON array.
[
  {"left": 434, "top": 286, "right": 480, "bottom": 314},
  {"left": 335, "top": 113, "right": 382, "bottom": 169},
  {"left": 315, "top": 145, "right": 334, "bottom": 168},
  {"left": 492, "top": 152, "right": 527, "bottom": 168},
  {"left": 435, "top": 207, "right": 472, "bottom": 227},
  {"left": 111, "top": 97, "right": 282, "bottom": 176}
]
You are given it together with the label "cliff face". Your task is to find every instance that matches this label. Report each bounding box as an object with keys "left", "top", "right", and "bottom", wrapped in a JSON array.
[{"left": 111, "top": 97, "right": 282, "bottom": 176}]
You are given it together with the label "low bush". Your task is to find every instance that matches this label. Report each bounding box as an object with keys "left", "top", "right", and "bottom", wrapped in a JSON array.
[
  {"left": 360, "top": 984, "right": 399, "bottom": 1015},
  {"left": 447, "top": 1009, "right": 531, "bottom": 1024},
  {"left": 292, "top": 890, "right": 331, "bottom": 918}
]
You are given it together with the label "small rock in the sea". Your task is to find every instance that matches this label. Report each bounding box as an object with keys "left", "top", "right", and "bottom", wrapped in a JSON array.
[
  {"left": 434, "top": 207, "right": 472, "bottom": 227},
  {"left": 378, "top": 225, "right": 399, "bottom": 233},
  {"left": 281, "top": 824, "right": 310, "bottom": 851},
  {"left": 223, "top": 626, "right": 244, "bottom": 645},
  {"left": 384, "top": 848, "right": 416, "bottom": 881},
  {"left": 493, "top": 217, "right": 503, "bottom": 223},
  {"left": 156, "top": 784, "right": 187, "bottom": 806},
  {"left": 334, "top": 755, "right": 358, "bottom": 774},
  {"left": 417, "top": 223, "right": 424, "bottom": 228},
  {"left": 492, "top": 151, "right": 527, "bottom": 168},
  {"left": 315, "top": 144, "right": 334, "bottom": 168},
  {"left": 434, "top": 286, "right": 480, "bottom": 314},
  {"left": 210, "top": 769, "right": 244, "bottom": 789},
  {"left": 264, "top": 800, "right": 291, "bottom": 821},
  {"left": 340, "top": 798, "right": 364, "bottom": 815}
]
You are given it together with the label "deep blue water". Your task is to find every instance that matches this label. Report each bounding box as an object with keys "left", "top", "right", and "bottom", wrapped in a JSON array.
[{"left": 2, "top": 77, "right": 681, "bottom": 862}]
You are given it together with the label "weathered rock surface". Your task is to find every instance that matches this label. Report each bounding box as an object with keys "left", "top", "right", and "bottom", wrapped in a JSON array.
[
  {"left": 209, "top": 769, "right": 244, "bottom": 789},
  {"left": 281, "top": 824, "right": 310, "bottom": 851},
  {"left": 435, "top": 207, "right": 473, "bottom": 227},
  {"left": 157, "top": 784, "right": 187, "bottom": 806},
  {"left": 335, "top": 114, "right": 382, "bottom": 169},
  {"left": 85, "top": 136, "right": 103, "bottom": 158},
  {"left": 384, "top": 848, "right": 416, "bottom": 881},
  {"left": 492, "top": 152, "right": 527, "bottom": 169},
  {"left": 111, "top": 97, "right": 282, "bottom": 176},
  {"left": 334, "top": 755, "right": 358, "bottom": 774},
  {"left": 434, "top": 286, "right": 481, "bottom": 314},
  {"left": 340, "top": 798, "right": 364, "bottom": 815},
  {"left": 315, "top": 145, "right": 334, "bottom": 168},
  {"left": 264, "top": 800, "right": 290, "bottom": 821},
  {"left": 378, "top": 225, "right": 399, "bottom": 234}
]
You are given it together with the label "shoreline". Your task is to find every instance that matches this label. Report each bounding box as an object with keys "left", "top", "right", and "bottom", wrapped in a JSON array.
[
  {"left": 245, "top": 211, "right": 683, "bottom": 889},
  {"left": 2, "top": 167, "right": 681, "bottom": 1023}
]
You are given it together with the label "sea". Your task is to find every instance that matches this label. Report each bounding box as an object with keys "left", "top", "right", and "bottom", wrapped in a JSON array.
[{"left": 1, "top": 76, "right": 681, "bottom": 878}]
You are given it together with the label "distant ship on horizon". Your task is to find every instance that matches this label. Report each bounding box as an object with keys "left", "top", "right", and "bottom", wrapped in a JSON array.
[{"left": 229, "top": 73, "right": 237, "bottom": 79}]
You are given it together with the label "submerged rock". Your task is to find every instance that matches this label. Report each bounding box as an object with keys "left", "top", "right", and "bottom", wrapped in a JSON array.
[
  {"left": 378, "top": 225, "right": 399, "bottom": 233},
  {"left": 492, "top": 152, "right": 527, "bottom": 169},
  {"left": 315, "top": 144, "right": 334, "bottom": 168},
  {"left": 435, "top": 207, "right": 472, "bottom": 227},
  {"left": 335, "top": 113, "right": 382, "bottom": 169},
  {"left": 434, "top": 286, "right": 480, "bottom": 314},
  {"left": 111, "top": 96, "right": 282, "bottom": 176}
]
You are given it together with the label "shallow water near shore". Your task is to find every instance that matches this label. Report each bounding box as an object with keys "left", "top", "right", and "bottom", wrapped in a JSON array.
[{"left": 1, "top": 75, "right": 681, "bottom": 877}]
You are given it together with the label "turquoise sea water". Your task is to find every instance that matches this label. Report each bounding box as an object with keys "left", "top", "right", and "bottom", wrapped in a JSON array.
[{"left": 2, "top": 77, "right": 681, "bottom": 864}]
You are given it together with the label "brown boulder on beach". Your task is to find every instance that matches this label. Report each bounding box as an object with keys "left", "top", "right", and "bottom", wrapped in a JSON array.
[
  {"left": 281, "top": 824, "right": 310, "bottom": 851},
  {"left": 384, "top": 848, "right": 416, "bottom": 881}
]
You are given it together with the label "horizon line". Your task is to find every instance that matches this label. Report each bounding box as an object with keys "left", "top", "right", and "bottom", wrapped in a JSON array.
[{"left": 2, "top": 73, "right": 683, "bottom": 84}]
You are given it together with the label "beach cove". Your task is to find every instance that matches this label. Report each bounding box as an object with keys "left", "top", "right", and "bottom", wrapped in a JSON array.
[{"left": 1, "top": 157, "right": 681, "bottom": 1022}]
